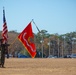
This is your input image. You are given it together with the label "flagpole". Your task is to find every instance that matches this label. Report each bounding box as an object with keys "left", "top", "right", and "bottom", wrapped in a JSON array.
[
  {"left": 9, "top": 37, "right": 18, "bottom": 49},
  {"left": 32, "top": 19, "right": 44, "bottom": 58},
  {"left": 32, "top": 19, "right": 41, "bottom": 33}
]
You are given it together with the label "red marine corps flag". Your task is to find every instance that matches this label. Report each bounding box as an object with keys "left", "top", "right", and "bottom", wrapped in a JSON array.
[
  {"left": 18, "top": 22, "right": 36, "bottom": 58},
  {"left": 2, "top": 7, "right": 8, "bottom": 44}
]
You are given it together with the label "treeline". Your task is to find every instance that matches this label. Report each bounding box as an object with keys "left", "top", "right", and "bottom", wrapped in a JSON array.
[{"left": 0, "top": 30, "right": 76, "bottom": 58}]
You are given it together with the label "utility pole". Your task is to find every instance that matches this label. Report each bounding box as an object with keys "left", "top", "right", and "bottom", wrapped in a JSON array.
[
  {"left": 49, "top": 37, "right": 51, "bottom": 56},
  {"left": 58, "top": 38, "right": 59, "bottom": 58},
  {"left": 40, "top": 33, "right": 44, "bottom": 58},
  {"left": 62, "top": 42, "right": 64, "bottom": 57},
  {"left": 63, "top": 36, "right": 65, "bottom": 56},
  {"left": 41, "top": 33, "right": 44, "bottom": 58}
]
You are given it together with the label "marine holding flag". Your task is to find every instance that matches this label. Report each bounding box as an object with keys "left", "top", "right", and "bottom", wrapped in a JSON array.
[
  {"left": 18, "top": 22, "right": 36, "bottom": 58},
  {"left": 0, "top": 7, "right": 9, "bottom": 68},
  {"left": 2, "top": 7, "right": 9, "bottom": 57}
]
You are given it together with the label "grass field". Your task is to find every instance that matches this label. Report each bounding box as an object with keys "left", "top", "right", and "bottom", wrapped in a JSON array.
[{"left": 0, "top": 58, "right": 76, "bottom": 75}]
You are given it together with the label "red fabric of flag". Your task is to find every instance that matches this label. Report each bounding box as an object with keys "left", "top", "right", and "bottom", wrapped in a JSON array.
[
  {"left": 18, "top": 22, "right": 36, "bottom": 58},
  {"left": 2, "top": 8, "right": 8, "bottom": 44}
]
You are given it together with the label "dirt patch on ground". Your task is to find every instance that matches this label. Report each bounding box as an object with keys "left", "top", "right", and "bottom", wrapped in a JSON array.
[{"left": 0, "top": 58, "right": 76, "bottom": 75}]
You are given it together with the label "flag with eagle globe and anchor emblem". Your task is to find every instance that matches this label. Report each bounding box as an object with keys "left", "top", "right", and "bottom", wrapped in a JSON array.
[{"left": 18, "top": 22, "right": 36, "bottom": 58}]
